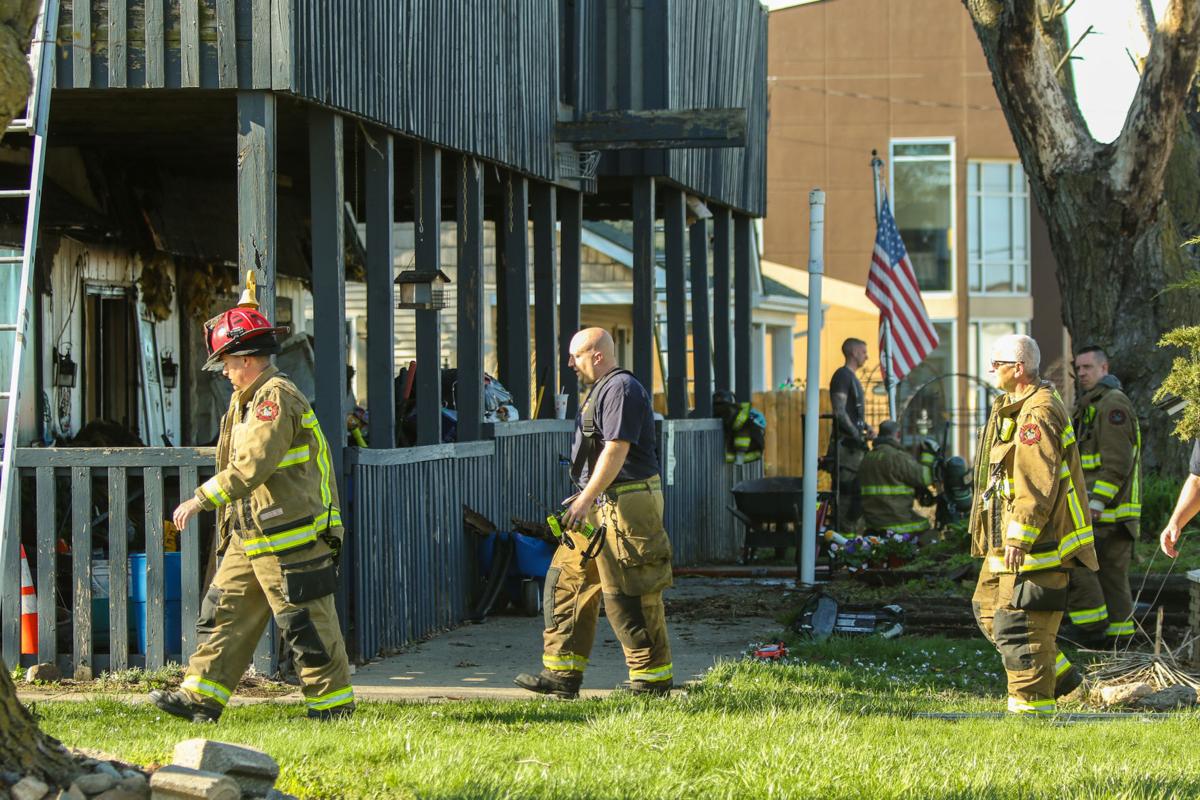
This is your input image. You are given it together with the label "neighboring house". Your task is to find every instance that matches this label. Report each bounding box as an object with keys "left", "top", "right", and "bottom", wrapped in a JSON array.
[{"left": 764, "top": 0, "right": 1070, "bottom": 452}]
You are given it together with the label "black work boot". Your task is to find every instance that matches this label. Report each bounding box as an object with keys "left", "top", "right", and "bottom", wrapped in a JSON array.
[
  {"left": 513, "top": 669, "right": 582, "bottom": 699},
  {"left": 307, "top": 703, "right": 356, "bottom": 721},
  {"left": 1054, "top": 668, "right": 1084, "bottom": 700},
  {"left": 149, "top": 688, "right": 221, "bottom": 723},
  {"left": 629, "top": 679, "right": 673, "bottom": 696}
]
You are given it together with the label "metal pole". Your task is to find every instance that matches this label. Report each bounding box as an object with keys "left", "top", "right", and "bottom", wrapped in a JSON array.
[
  {"left": 801, "top": 189, "right": 825, "bottom": 588},
  {"left": 871, "top": 150, "right": 898, "bottom": 420}
]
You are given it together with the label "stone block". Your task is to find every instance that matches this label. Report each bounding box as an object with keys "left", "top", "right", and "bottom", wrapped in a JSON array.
[
  {"left": 1098, "top": 682, "right": 1153, "bottom": 706},
  {"left": 148, "top": 766, "right": 239, "bottom": 800},
  {"left": 12, "top": 776, "right": 50, "bottom": 800},
  {"left": 53, "top": 787, "right": 85, "bottom": 800},
  {"left": 94, "top": 788, "right": 149, "bottom": 800},
  {"left": 25, "top": 662, "right": 61, "bottom": 682},
  {"left": 73, "top": 773, "right": 117, "bottom": 795},
  {"left": 1135, "top": 684, "right": 1198, "bottom": 711},
  {"left": 171, "top": 739, "right": 278, "bottom": 797},
  {"left": 94, "top": 765, "right": 122, "bottom": 781}
]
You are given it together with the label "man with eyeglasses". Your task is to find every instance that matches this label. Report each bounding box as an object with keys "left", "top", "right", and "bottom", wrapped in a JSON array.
[{"left": 968, "top": 334, "right": 1099, "bottom": 715}]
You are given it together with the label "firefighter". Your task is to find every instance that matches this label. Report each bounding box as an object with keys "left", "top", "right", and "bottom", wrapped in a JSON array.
[
  {"left": 859, "top": 420, "right": 931, "bottom": 536},
  {"left": 968, "top": 334, "right": 1099, "bottom": 715},
  {"left": 713, "top": 390, "right": 765, "bottom": 464},
  {"left": 828, "top": 338, "right": 875, "bottom": 529},
  {"left": 515, "top": 327, "right": 673, "bottom": 699},
  {"left": 1063, "top": 346, "right": 1140, "bottom": 645},
  {"left": 149, "top": 280, "right": 354, "bottom": 722}
]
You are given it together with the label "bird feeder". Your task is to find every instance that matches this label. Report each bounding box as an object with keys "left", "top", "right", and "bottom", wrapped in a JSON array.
[
  {"left": 395, "top": 269, "right": 451, "bottom": 311},
  {"left": 53, "top": 347, "right": 76, "bottom": 388},
  {"left": 160, "top": 349, "right": 178, "bottom": 390}
]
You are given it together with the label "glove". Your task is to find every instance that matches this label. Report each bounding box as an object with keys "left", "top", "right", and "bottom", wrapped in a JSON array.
[{"left": 920, "top": 437, "right": 940, "bottom": 456}]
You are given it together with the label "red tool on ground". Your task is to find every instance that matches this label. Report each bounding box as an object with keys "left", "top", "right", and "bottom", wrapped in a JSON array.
[{"left": 752, "top": 641, "right": 787, "bottom": 660}]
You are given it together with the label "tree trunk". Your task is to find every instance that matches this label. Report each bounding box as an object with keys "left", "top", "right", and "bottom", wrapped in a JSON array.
[
  {"left": 0, "top": 659, "right": 80, "bottom": 786},
  {"left": 962, "top": 0, "right": 1200, "bottom": 473}
]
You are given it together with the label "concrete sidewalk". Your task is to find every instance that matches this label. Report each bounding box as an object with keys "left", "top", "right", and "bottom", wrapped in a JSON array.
[{"left": 18, "top": 576, "right": 794, "bottom": 705}]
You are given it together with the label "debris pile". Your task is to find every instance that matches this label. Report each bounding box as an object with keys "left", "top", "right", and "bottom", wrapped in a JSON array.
[
  {"left": 1084, "top": 634, "right": 1200, "bottom": 711},
  {"left": 0, "top": 739, "right": 298, "bottom": 800}
]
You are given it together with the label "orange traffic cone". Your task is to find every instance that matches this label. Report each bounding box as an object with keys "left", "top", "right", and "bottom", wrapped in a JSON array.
[{"left": 19, "top": 544, "right": 36, "bottom": 655}]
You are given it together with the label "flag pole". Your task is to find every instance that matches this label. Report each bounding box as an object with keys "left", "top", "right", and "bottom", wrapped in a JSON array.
[{"left": 870, "top": 150, "right": 898, "bottom": 421}]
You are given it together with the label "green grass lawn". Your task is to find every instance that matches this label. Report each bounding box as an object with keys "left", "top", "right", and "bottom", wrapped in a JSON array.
[{"left": 32, "top": 635, "right": 1200, "bottom": 800}]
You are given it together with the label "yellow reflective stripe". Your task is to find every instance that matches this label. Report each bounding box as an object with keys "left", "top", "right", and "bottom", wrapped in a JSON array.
[
  {"left": 307, "top": 686, "right": 355, "bottom": 710},
  {"left": 733, "top": 436, "right": 751, "bottom": 447},
  {"left": 888, "top": 519, "right": 930, "bottom": 534},
  {"left": 303, "top": 412, "right": 337, "bottom": 520},
  {"left": 629, "top": 663, "right": 673, "bottom": 682},
  {"left": 1068, "top": 605, "right": 1108, "bottom": 625},
  {"left": 1080, "top": 453, "right": 1102, "bottom": 470},
  {"left": 1057, "top": 527, "right": 1093, "bottom": 561},
  {"left": 1055, "top": 653, "right": 1071, "bottom": 677},
  {"left": 242, "top": 524, "right": 319, "bottom": 557},
  {"left": 1106, "top": 620, "right": 1135, "bottom": 636},
  {"left": 277, "top": 445, "right": 311, "bottom": 468},
  {"left": 987, "top": 552, "right": 1063, "bottom": 573},
  {"left": 1005, "top": 520, "right": 1040, "bottom": 546},
  {"left": 543, "top": 653, "right": 588, "bottom": 672},
  {"left": 1114, "top": 503, "right": 1140, "bottom": 520},
  {"left": 1093, "top": 481, "right": 1119, "bottom": 500},
  {"left": 200, "top": 477, "right": 231, "bottom": 507},
  {"left": 316, "top": 509, "right": 343, "bottom": 529},
  {"left": 1060, "top": 425, "right": 1076, "bottom": 448},
  {"left": 1000, "top": 479, "right": 1014, "bottom": 499},
  {"left": 862, "top": 485, "right": 914, "bottom": 496},
  {"left": 733, "top": 404, "right": 750, "bottom": 429},
  {"left": 182, "top": 675, "right": 232, "bottom": 706},
  {"left": 1008, "top": 696, "right": 1055, "bottom": 715}
]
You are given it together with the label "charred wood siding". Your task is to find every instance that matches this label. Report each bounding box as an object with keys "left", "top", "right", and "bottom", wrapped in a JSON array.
[
  {"left": 54, "top": 1, "right": 560, "bottom": 181},
  {"left": 578, "top": 0, "right": 767, "bottom": 217}
]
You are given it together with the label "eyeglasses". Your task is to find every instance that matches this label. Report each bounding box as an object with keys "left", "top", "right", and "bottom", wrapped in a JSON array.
[{"left": 990, "top": 360, "right": 1019, "bottom": 370}]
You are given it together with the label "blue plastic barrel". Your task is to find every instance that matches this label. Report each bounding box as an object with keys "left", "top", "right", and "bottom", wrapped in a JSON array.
[{"left": 129, "top": 552, "right": 182, "bottom": 656}]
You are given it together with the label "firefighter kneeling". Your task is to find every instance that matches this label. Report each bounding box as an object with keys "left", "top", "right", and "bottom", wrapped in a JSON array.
[
  {"left": 969, "top": 334, "right": 1098, "bottom": 715},
  {"left": 150, "top": 278, "right": 354, "bottom": 722},
  {"left": 859, "top": 420, "right": 932, "bottom": 537}
]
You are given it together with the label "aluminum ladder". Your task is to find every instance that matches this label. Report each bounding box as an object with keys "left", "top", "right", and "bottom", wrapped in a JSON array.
[{"left": 0, "top": 0, "right": 60, "bottom": 663}]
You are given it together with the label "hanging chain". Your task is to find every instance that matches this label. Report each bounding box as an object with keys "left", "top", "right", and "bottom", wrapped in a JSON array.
[{"left": 416, "top": 150, "right": 424, "bottom": 238}]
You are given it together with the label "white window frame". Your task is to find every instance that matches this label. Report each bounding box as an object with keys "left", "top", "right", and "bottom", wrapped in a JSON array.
[
  {"left": 888, "top": 137, "right": 956, "bottom": 297},
  {"left": 896, "top": 318, "right": 957, "bottom": 450},
  {"left": 966, "top": 159, "right": 1032, "bottom": 297}
]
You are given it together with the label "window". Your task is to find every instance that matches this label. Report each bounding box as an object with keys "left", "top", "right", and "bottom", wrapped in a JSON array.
[
  {"left": 890, "top": 140, "right": 954, "bottom": 292},
  {"left": 967, "top": 162, "right": 1030, "bottom": 294},
  {"left": 966, "top": 319, "right": 1030, "bottom": 453}
]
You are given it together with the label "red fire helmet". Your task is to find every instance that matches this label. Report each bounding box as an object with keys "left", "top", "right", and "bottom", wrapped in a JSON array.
[{"left": 203, "top": 306, "right": 289, "bottom": 371}]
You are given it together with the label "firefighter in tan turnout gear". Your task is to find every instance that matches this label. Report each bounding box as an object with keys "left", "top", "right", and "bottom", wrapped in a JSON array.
[
  {"left": 515, "top": 327, "right": 673, "bottom": 698},
  {"left": 1063, "top": 346, "right": 1140, "bottom": 645},
  {"left": 150, "top": 280, "right": 354, "bottom": 722},
  {"left": 859, "top": 420, "right": 931, "bottom": 536},
  {"left": 969, "top": 334, "right": 1099, "bottom": 715}
]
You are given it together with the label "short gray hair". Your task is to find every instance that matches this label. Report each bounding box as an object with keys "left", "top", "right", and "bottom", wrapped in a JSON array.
[{"left": 993, "top": 333, "right": 1041, "bottom": 375}]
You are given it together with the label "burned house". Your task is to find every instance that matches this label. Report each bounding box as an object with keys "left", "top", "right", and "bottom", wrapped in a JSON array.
[{"left": 1, "top": 0, "right": 770, "bottom": 675}]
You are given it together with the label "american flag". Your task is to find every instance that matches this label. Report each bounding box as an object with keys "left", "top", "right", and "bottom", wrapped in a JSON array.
[{"left": 865, "top": 197, "right": 939, "bottom": 381}]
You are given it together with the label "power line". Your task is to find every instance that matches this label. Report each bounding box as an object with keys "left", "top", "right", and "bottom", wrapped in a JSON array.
[{"left": 768, "top": 77, "right": 1003, "bottom": 113}]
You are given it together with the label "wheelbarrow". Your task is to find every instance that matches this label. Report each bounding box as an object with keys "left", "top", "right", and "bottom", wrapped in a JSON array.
[{"left": 728, "top": 477, "right": 806, "bottom": 563}]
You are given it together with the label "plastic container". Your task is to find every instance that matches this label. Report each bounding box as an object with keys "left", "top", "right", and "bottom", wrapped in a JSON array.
[
  {"left": 477, "top": 532, "right": 555, "bottom": 580},
  {"left": 91, "top": 559, "right": 110, "bottom": 648},
  {"left": 129, "top": 552, "right": 182, "bottom": 656}
]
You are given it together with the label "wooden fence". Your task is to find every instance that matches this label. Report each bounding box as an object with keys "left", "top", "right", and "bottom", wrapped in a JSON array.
[{"left": 752, "top": 389, "right": 833, "bottom": 479}]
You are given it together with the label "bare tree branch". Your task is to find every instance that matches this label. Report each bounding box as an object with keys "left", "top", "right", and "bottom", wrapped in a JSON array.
[
  {"left": 1135, "top": 0, "right": 1157, "bottom": 47},
  {"left": 1111, "top": 0, "right": 1200, "bottom": 204},
  {"left": 1055, "top": 25, "right": 1094, "bottom": 74}
]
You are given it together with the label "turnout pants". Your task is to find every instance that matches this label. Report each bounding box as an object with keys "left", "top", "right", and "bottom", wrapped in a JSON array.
[
  {"left": 1067, "top": 524, "right": 1135, "bottom": 639},
  {"left": 973, "top": 555, "right": 1076, "bottom": 715},
  {"left": 181, "top": 532, "right": 354, "bottom": 715},
  {"left": 836, "top": 441, "right": 864, "bottom": 531},
  {"left": 543, "top": 478, "right": 673, "bottom": 685}
]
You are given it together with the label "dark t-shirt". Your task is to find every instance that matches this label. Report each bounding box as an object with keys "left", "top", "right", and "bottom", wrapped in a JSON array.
[
  {"left": 571, "top": 370, "right": 660, "bottom": 486},
  {"left": 830, "top": 365, "right": 865, "bottom": 432},
  {"left": 1190, "top": 440, "right": 1200, "bottom": 476}
]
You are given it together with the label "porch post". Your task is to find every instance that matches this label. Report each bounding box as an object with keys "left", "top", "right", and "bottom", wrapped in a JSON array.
[
  {"left": 365, "top": 125, "right": 395, "bottom": 447},
  {"left": 497, "top": 172, "right": 530, "bottom": 418},
  {"left": 631, "top": 177, "right": 656, "bottom": 390},
  {"left": 531, "top": 181, "right": 557, "bottom": 418},
  {"left": 237, "top": 91, "right": 276, "bottom": 318},
  {"left": 456, "top": 156, "right": 484, "bottom": 442},
  {"left": 414, "top": 144, "right": 442, "bottom": 446},
  {"left": 308, "top": 108, "right": 346, "bottom": 491},
  {"left": 690, "top": 217, "right": 713, "bottom": 417},
  {"left": 559, "top": 188, "right": 582, "bottom": 417},
  {"left": 712, "top": 207, "right": 731, "bottom": 393},
  {"left": 734, "top": 212, "right": 752, "bottom": 401},
  {"left": 663, "top": 186, "right": 688, "bottom": 418},
  {"left": 771, "top": 325, "right": 794, "bottom": 389}
]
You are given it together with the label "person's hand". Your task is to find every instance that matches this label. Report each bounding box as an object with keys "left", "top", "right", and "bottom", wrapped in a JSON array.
[
  {"left": 1004, "top": 545, "right": 1025, "bottom": 572},
  {"left": 560, "top": 492, "right": 595, "bottom": 531},
  {"left": 172, "top": 497, "right": 204, "bottom": 532},
  {"left": 1090, "top": 508, "right": 1102, "bottom": 524},
  {"left": 1161, "top": 521, "right": 1184, "bottom": 559},
  {"left": 865, "top": 425, "right": 877, "bottom": 440}
]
